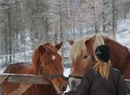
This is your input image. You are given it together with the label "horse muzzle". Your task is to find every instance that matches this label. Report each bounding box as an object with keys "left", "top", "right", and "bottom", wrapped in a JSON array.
[{"left": 68, "top": 76, "right": 82, "bottom": 91}]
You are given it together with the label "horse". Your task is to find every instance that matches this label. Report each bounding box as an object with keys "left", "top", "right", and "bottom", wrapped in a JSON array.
[
  {"left": 2, "top": 42, "right": 67, "bottom": 95},
  {"left": 67, "top": 34, "right": 130, "bottom": 91}
]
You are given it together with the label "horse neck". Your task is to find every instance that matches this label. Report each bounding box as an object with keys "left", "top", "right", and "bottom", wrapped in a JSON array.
[{"left": 104, "top": 38, "right": 130, "bottom": 76}]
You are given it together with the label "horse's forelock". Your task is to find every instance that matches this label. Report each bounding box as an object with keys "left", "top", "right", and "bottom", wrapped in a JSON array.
[
  {"left": 44, "top": 43, "right": 57, "bottom": 52},
  {"left": 70, "top": 37, "right": 90, "bottom": 62},
  {"left": 45, "top": 43, "right": 54, "bottom": 47}
]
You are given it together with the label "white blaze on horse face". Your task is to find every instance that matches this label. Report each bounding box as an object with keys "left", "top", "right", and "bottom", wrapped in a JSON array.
[
  {"left": 68, "top": 77, "right": 81, "bottom": 91},
  {"left": 52, "top": 55, "right": 56, "bottom": 60}
]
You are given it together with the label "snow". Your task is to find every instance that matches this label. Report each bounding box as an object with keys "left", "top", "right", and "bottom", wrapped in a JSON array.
[
  {"left": 116, "top": 19, "right": 130, "bottom": 48},
  {"left": 64, "top": 68, "right": 71, "bottom": 77},
  {"left": 0, "top": 18, "right": 130, "bottom": 93},
  {"left": 0, "top": 19, "right": 130, "bottom": 73},
  {"left": 64, "top": 68, "right": 71, "bottom": 92}
]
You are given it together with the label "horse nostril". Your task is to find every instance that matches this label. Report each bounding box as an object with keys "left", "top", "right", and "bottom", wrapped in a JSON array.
[
  {"left": 71, "top": 81, "right": 76, "bottom": 87},
  {"left": 59, "top": 85, "right": 66, "bottom": 92},
  {"left": 62, "top": 86, "right": 66, "bottom": 91}
]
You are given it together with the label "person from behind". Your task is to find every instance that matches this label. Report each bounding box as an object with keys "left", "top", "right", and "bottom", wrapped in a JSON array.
[{"left": 63, "top": 45, "right": 128, "bottom": 95}]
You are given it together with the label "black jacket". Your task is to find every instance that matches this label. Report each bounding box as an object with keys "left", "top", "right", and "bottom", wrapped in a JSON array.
[{"left": 65, "top": 67, "right": 128, "bottom": 95}]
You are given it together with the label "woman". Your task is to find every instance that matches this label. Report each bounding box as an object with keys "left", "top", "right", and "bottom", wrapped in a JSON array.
[{"left": 64, "top": 45, "right": 128, "bottom": 95}]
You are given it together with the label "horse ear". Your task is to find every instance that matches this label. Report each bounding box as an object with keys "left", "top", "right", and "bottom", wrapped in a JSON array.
[
  {"left": 85, "top": 35, "right": 96, "bottom": 55},
  {"left": 85, "top": 35, "right": 96, "bottom": 45},
  {"left": 38, "top": 45, "right": 46, "bottom": 54},
  {"left": 55, "top": 41, "right": 63, "bottom": 50},
  {"left": 67, "top": 39, "right": 74, "bottom": 45}
]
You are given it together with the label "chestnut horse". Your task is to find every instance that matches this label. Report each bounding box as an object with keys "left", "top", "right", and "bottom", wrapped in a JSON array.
[
  {"left": 67, "top": 34, "right": 130, "bottom": 91},
  {"left": 2, "top": 42, "right": 67, "bottom": 95}
]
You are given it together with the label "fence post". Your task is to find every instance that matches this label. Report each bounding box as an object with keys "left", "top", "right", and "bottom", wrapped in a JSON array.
[{"left": 0, "top": 85, "right": 2, "bottom": 95}]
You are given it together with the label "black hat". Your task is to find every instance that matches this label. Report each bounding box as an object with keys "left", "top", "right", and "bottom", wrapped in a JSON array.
[{"left": 95, "top": 45, "right": 110, "bottom": 62}]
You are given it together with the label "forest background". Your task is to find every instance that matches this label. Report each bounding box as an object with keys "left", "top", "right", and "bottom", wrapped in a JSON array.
[{"left": 0, "top": 0, "right": 130, "bottom": 69}]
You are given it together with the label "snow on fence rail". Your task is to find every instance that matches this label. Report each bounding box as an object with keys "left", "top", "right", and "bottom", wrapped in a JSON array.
[{"left": 0, "top": 73, "right": 129, "bottom": 95}]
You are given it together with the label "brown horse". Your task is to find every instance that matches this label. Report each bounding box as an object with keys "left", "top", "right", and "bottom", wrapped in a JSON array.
[
  {"left": 2, "top": 42, "right": 67, "bottom": 95},
  {"left": 67, "top": 34, "right": 130, "bottom": 91}
]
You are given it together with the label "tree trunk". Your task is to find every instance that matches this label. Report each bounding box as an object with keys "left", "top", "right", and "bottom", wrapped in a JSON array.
[
  {"left": 93, "top": 0, "right": 98, "bottom": 34},
  {"left": 112, "top": 0, "right": 116, "bottom": 39},
  {"left": 102, "top": 1, "right": 106, "bottom": 33}
]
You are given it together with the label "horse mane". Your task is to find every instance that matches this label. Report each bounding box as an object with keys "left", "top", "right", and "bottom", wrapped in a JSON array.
[
  {"left": 70, "top": 34, "right": 109, "bottom": 62},
  {"left": 70, "top": 36, "right": 89, "bottom": 62},
  {"left": 92, "top": 34, "right": 106, "bottom": 55}
]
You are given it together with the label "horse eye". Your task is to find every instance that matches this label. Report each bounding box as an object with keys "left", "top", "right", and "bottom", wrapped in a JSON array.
[
  {"left": 44, "top": 63, "right": 47, "bottom": 65},
  {"left": 44, "top": 62, "right": 47, "bottom": 65},
  {"left": 84, "top": 55, "right": 88, "bottom": 59}
]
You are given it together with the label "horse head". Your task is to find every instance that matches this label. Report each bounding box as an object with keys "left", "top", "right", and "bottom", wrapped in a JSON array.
[
  {"left": 67, "top": 35, "right": 105, "bottom": 91},
  {"left": 31, "top": 41, "right": 67, "bottom": 94}
]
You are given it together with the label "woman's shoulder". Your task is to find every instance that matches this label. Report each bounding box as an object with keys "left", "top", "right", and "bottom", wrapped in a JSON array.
[
  {"left": 84, "top": 68, "right": 96, "bottom": 77},
  {"left": 110, "top": 67, "right": 120, "bottom": 73},
  {"left": 110, "top": 67, "right": 121, "bottom": 77},
  {"left": 86, "top": 68, "right": 95, "bottom": 73},
  {"left": 82, "top": 68, "right": 95, "bottom": 82}
]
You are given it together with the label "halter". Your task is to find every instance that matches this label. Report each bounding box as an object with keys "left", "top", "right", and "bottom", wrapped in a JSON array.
[
  {"left": 39, "top": 64, "right": 67, "bottom": 83},
  {"left": 69, "top": 75, "right": 82, "bottom": 79},
  {"left": 41, "top": 67, "right": 65, "bottom": 81}
]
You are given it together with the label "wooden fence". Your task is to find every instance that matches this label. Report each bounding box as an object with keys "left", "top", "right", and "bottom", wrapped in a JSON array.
[
  {"left": 0, "top": 73, "right": 50, "bottom": 95},
  {"left": 0, "top": 73, "right": 130, "bottom": 95}
]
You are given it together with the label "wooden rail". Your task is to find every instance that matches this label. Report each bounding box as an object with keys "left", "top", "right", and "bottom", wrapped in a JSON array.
[
  {"left": 125, "top": 79, "right": 130, "bottom": 89},
  {"left": 0, "top": 73, "right": 130, "bottom": 95},
  {"left": 0, "top": 73, "right": 51, "bottom": 95},
  {"left": 0, "top": 73, "right": 50, "bottom": 85}
]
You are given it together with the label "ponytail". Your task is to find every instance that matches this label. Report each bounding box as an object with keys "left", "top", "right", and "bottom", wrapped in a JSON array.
[{"left": 93, "top": 61, "right": 110, "bottom": 79}]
